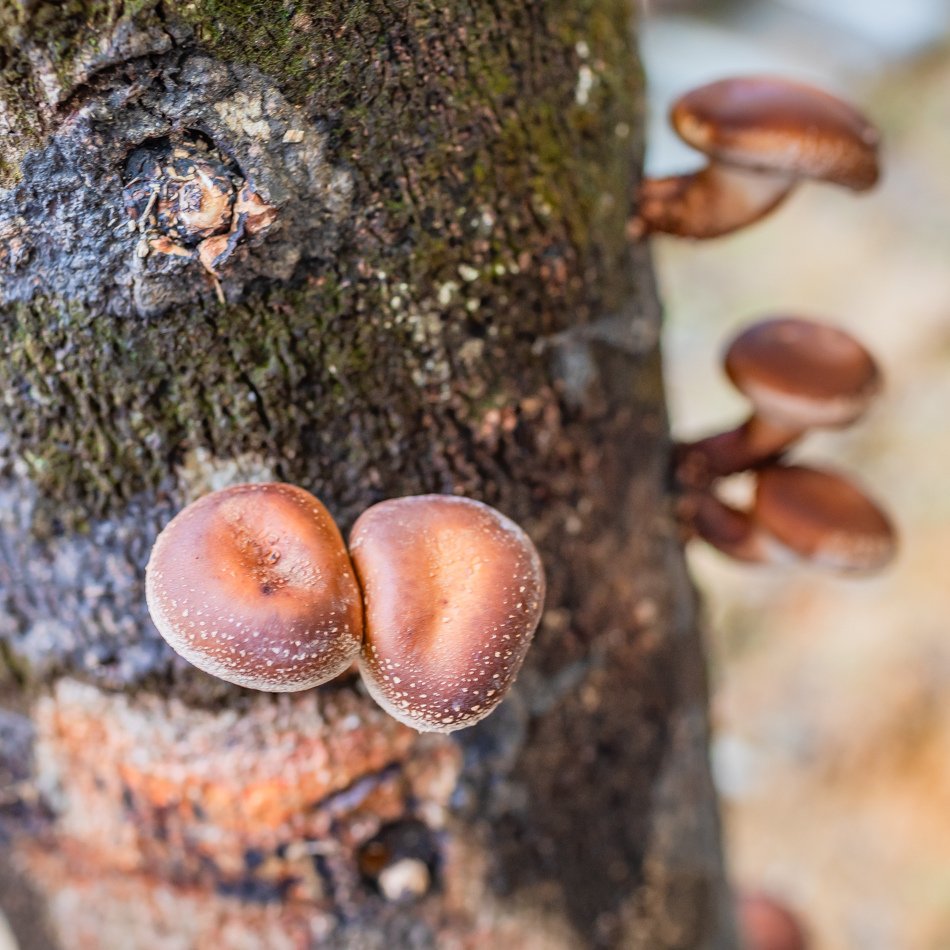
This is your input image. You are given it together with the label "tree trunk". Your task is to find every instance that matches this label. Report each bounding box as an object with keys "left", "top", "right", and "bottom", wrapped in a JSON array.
[{"left": 0, "top": 2, "right": 734, "bottom": 947}]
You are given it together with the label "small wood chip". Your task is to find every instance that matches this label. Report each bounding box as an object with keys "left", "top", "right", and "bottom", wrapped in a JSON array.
[{"left": 377, "top": 858, "right": 431, "bottom": 902}]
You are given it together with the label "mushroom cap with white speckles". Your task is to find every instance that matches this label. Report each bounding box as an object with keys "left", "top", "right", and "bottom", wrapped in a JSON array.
[
  {"left": 145, "top": 482, "right": 363, "bottom": 691},
  {"left": 350, "top": 495, "right": 546, "bottom": 733}
]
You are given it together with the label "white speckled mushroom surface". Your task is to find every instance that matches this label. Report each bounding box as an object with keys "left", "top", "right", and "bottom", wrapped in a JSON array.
[
  {"left": 145, "top": 483, "right": 363, "bottom": 691},
  {"left": 349, "top": 495, "right": 546, "bottom": 733}
]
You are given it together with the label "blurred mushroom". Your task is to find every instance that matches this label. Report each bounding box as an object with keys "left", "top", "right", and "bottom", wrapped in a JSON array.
[
  {"left": 682, "top": 490, "right": 782, "bottom": 565},
  {"left": 349, "top": 495, "right": 545, "bottom": 733},
  {"left": 753, "top": 464, "right": 897, "bottom": 573},
  {"left": 631, "top": 76, "right": 880, "bottom": 239},
  {"left": 738, "top": 891, "right": 808, "bottom": 950},
  {"left": 683, "top": 465, "right": 896, "bottom": 573},
  {"left": 676, "top": 316, "right": 881, "bottom": 488},
  {"left": 146, "top": 483, "right": 363, "bottom": 691}
]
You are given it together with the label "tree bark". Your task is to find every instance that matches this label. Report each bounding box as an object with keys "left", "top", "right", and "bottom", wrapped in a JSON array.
[{"left": 0, "top": 2, "right": 734, "bottom": 947}]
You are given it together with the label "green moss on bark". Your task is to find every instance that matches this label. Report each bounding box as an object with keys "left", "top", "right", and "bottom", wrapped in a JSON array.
[
  {"left": 177, "top": 0, "right": 373, "bottom": 96},
  {"left": 0, "top": 0, "right": 169, "bottom": 185},
  {"left": 0, "top": 0, "right": 642, "bottom": 526}
]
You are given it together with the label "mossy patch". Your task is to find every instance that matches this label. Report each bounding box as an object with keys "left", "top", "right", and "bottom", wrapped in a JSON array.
[
  {"left": 0, "top": 0, "right": 168, "bottom": 187},
  {"left": 177, "top": 0, "right": 372, "bottom": 98},
  {"left": 1, "top": 0, "right": 642, "bottom": 526}
]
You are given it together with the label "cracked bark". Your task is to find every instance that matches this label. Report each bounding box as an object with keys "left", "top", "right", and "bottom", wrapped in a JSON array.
[{"left": 0, "top": 2, "right": 735, "bottom": 947}]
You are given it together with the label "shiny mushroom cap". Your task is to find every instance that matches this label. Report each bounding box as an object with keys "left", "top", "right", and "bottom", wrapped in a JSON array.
[
  {"left": 672, "top": 76, "right": 880, "bottom": 190},
  {"left": 145, "top": 483, "right": 363, "bottom": 691},
  {"left": 725, "top": 316, "right": 881, "bottom": 431},
  {"left": 754, "top": 465, "right": 896, "bottom": 573},
  {"left": 350, "top": 495, "right": 545, "bottom": 733}
]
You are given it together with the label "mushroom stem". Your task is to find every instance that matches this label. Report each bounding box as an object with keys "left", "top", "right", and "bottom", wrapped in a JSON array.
[
  {"left": 675, "top": 414, "right": 802, "bottom": 489},
  {"left": 630, "top": 163, "right": 794, "bottom": 239},
  {"left": 681, "top": 491, "right": 777, "bottom": 564}
]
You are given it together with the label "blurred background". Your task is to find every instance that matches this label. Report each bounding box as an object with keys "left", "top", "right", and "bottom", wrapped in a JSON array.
[{"left": 640, "top": 1, "right": 950, "bottom": 948}]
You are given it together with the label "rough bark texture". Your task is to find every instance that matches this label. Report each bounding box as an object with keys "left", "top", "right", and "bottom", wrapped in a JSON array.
[{"left": 0, "top": 2, "right": 734, "bottom": 947}]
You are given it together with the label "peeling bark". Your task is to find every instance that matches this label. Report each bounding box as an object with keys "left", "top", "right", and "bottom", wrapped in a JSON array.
[{"left": 0, "top": 3, "right": 734, "bottom": 947}]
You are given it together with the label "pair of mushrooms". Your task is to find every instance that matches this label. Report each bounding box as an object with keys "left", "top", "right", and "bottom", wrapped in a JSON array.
[
  {"left": 145, "top": 485, "right": 545, "bottom": 733},
  {"left": 676, "top": 316, "right": 896, "bottom": 573}
]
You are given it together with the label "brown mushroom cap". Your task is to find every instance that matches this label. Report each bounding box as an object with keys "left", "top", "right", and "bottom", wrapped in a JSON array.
[
  {"left": 672, "top": 76, "right": 880, "bottom": 191},
  {"left": 738, "top": 892, "right": 808, "bottom": 950},
  {"left": 145, "top": 483, "right": 363, "bottom": 691},
  {"left": 754, "top": 465, "right": 896, "bottom": 572},
  {"left": 725, "top": 317, "right": 881, "bottom": 431},
  {"left": 350, "top": 495, "right": 545, "bottom": 733}
]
